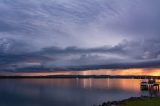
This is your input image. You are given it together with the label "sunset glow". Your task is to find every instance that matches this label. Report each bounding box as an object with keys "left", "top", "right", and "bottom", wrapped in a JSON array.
[{"left": 2, "top": 68, "right": 160, "bottom": 76}]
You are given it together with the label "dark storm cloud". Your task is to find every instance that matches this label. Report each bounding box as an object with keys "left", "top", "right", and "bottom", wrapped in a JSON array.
[
  {"left": 1, "top": 41, "right": 160, "bottom": 72},
  {"left": 0, "top": 54, "right": 50, "bottom": 65},
  {"left": 39, "top": 45, "right": 125, "bottom": 55},
  {"left": 62, "top": 59, "right": 160, "bottom": 71},
  {"left": 1, "top": 0, "right": 160, "bottom": 72}
]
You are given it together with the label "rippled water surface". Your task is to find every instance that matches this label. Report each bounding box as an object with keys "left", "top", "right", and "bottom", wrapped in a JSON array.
[{"left": 0, "top": 78, "right": 158, "bottom": 106}]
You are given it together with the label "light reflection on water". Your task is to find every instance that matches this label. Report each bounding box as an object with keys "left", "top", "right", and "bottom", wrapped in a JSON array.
[{"left": 0, "top": 78, "right": 159, "bottom": 106}]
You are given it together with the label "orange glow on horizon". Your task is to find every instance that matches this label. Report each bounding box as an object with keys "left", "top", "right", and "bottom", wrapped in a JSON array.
[{"left": 1, "top": 68, "right": 160, "bottom": 76}]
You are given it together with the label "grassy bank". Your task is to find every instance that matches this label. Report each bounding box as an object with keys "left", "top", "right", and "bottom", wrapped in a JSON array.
[
  {"left": 99, "top": 96, "right": 160, "bottom": 106},
  {"left": 123, "top": 97, "right": 160, "bottom": 106}
]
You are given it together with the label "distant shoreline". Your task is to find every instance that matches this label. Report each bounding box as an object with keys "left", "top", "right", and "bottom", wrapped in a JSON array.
[{"left": 0, "top": 75, "right": 160, "bottom": 79}]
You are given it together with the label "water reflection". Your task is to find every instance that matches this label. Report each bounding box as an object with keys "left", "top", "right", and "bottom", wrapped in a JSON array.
[
  {"left": 13, "top": 78, "right": 140, "bottom": 91},
  {"left": 0, "top": 78, "right": 159, "bottom": 106}
]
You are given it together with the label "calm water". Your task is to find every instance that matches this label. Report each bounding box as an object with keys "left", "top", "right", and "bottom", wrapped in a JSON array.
[{"left": 0, "top": 78, "right": 158, "bottom": 106}]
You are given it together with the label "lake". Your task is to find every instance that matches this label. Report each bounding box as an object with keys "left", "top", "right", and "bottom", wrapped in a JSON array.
[{"left": 0, "top": 78, "right": 159, "bottom": 106}]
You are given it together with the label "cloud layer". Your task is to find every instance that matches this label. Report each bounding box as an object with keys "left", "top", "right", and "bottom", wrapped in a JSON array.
[{"left": 0, "top": 0, "right": 160, "bottom": 71}]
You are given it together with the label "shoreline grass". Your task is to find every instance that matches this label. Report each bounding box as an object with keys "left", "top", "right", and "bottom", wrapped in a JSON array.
[
  {"left": 99, "top": 96, "right": 160, "bottom": 106},
  {"left": 123, "top": 97, "right": 160, "bottom": 106}
]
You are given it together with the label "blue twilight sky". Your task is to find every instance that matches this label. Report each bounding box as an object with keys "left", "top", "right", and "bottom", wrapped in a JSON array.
[{"left": 0, "top": 0, "right": 160, "bottom": 72}]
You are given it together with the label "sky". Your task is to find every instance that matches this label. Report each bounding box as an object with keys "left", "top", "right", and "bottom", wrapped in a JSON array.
[{"left": 0, "top": 0, "right": 160, "bottom": 72}]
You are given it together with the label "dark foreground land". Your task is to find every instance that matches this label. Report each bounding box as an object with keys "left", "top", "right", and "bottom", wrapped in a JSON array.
[
  {"left": 98, "top": 96, "right": 160, "bottom": 106},
  {"left": 0, "top": 75, "right": 160, "bottom": 79}
]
